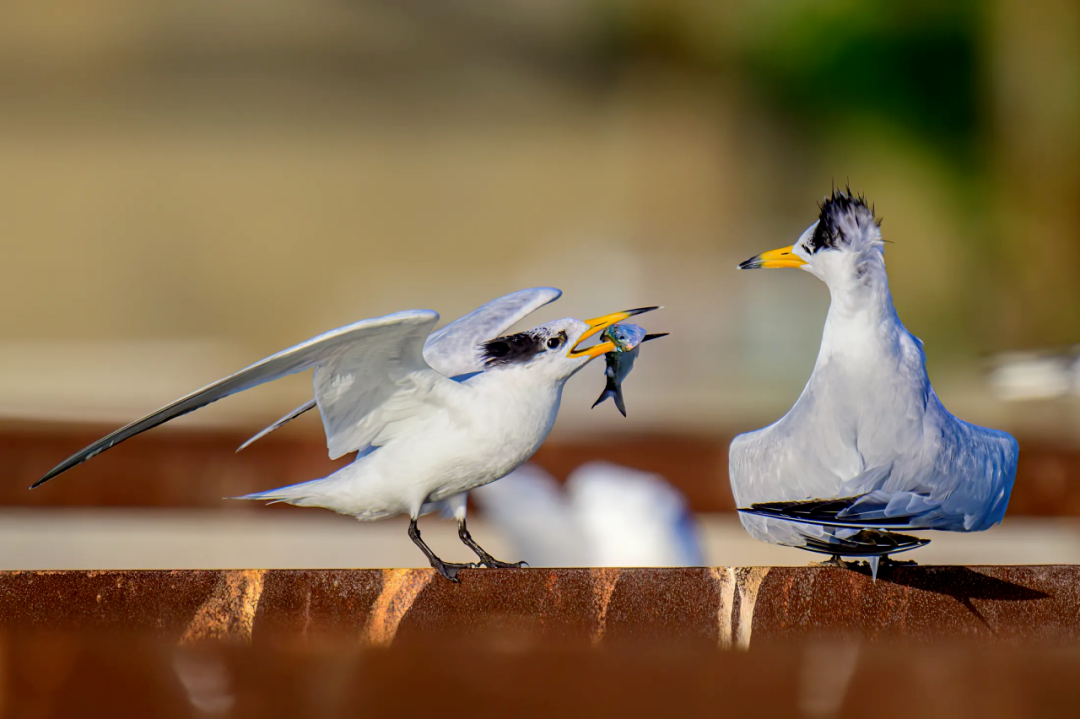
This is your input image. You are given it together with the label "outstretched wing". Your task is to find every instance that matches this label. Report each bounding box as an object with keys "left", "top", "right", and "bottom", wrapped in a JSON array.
[
  {"left": 423, "top": 287, "right": 562, "bottom": 377},
  {"left": 312, "top": 312, "right": 450, "bottom": 460},
  {"left": 237, "top": 287, "right": 562, "bottom": 451},
  {"left": 34, "top": 310, "right": 445, "bottom": 487},
  {"left": 235, "top": 400, "right": 315, "bottom": 453}
]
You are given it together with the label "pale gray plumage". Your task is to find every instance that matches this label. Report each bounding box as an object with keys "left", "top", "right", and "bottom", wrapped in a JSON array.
[
  {"left": 730, "top": 189, "right": 1018, "bottom": 568},
  {"left": 237, "top": 287, "right": 563, "bottom": 451},
  {"left": 33, "top": 310, "right": 447, "bottom": 486},
  {"left": 33, "top": 287, "right": 654, "bottom": 581}
]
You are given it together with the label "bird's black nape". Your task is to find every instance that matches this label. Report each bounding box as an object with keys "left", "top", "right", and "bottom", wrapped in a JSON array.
[
  {"left": 480, "top": 330, "right": 546, "bottom": 368},
  {"left": 807, "top": 186, "right": 881, "bottom": 254}
]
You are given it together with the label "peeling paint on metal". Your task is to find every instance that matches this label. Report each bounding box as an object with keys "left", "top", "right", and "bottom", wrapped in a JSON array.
[
  {"left": 181, "top": 570, "right": 266, "bottom": 645},
  {"left": 735, "top": 567, "right": 769, "bottom": 650},
  {"left": 364, "top": 568, "right": 433, "bottom": 648},
  {"left": 711, "top": 567, "right": 737, "bottom": 650},
  {"left": 589, "top": 568, "right": 622, "bottom": 646}
]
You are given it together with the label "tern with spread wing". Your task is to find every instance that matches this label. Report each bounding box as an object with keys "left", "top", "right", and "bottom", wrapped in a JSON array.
[
  {"left": 33, "top": 288, "right": 658, "bottom": 581},
  {"left": 730, "top": 189, "right": 1018, "bottom": 577}
]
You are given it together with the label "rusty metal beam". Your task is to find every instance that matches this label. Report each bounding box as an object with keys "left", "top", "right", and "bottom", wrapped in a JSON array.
[
  {"left": 2, "top": 566, "right": 1076, "bottom": 648},
  {"left": 6, "top": 425, "right": 1080, "bottom": 515}
]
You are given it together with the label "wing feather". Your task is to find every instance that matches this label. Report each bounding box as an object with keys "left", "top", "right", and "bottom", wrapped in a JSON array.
[
  {"left": 34, "top": 310, "right": 442, "bottom": 487},
  {"left": 423, "top": 287, "right": 561, "bottom": 377},
  {"left": 238, "top": 287, "right": 561, "bottom": 450}
]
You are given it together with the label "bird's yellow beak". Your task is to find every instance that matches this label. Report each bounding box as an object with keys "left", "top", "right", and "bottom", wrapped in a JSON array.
[
  {"left": 738, "top": 245, "right": 807, "bottom": 270},
  {"left": 567, "top": 307, "right": 659, "bottom": 359}
]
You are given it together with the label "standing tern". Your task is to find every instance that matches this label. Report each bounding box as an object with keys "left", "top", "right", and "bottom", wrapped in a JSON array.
[
  {"left": 729, "top": 188, "right": 1018, "bottom": 577},
  {"left": 33, "top": 288, "right": 659, "bottom": 580}
]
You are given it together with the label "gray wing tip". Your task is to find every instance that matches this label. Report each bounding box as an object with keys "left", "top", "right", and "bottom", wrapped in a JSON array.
[
  {"left": 519, "top": 286, "right": 562, "bottom": 308},
  {"left": 31, "top": 461, "right": 74, "bottom": 489},
  {"left": 30, "top": 474, "right": 54, "bottom": 489},
  {"left": 399, "top": 309, "right": 441, "bottom": 322}
]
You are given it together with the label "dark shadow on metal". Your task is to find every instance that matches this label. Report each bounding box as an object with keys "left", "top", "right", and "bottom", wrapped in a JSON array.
[{"left": 878, "top": 566, "right": 1051, "bottom": 633}]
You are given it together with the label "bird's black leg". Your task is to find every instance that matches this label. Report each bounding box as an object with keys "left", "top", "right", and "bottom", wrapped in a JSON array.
[
  {"left": 457, "top": 517, "right": 528, "bottom": 569},
  {"left": 408, "top": 517, "right": 474, "bottom": 582}
]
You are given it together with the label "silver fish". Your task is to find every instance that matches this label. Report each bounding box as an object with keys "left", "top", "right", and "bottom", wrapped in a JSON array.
[{"left": 592, "top": 323, "right": 667, "bottom": 417}]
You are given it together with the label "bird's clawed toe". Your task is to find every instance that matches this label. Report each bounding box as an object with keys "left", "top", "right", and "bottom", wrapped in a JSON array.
[
  {"left": 476, "top": 557, "right": 528, "bottom": 569},
  {"left": 432, "top": 560, "right": 477, "bottom": 582}
]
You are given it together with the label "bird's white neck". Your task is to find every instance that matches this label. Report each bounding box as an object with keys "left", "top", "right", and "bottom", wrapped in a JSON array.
[{"left": 816, "top": 252, "right": 904, "bottom": 365}]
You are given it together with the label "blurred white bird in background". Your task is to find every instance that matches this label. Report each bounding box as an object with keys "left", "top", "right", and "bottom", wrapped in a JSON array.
[
  {"left": 986, "top": 345, "right": 1080, "bottom": 402},
  {"left": 33, "top": 288, "right": 662, "bottom": 580},
  {"left": 730, "top": 188, "right": 1018, "bottom": 578},
  {"left": 473, "top": 461, "right": 704, "bottom": 567}
]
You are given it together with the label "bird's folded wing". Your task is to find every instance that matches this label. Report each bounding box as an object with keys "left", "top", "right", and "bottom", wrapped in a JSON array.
[
  {"left": 739, "top": 490, "right": 941, "bottom": 530},
  {"left": 34, "top": 310, "right": 443, "bottom": 487},
  {"left": 423, "top": 287, "right": 562, "bottom": 377}
]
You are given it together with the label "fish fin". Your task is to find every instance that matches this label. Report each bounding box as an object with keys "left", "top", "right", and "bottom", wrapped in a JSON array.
[
  {"left": 613, "top": 383, "right": 627, "bottom": 417},
  {"left": 642, "top": 333, "right": 669, "bottom": 343},
  {"left": 591, "top": 389, "right": 612, "bottom": 409}
]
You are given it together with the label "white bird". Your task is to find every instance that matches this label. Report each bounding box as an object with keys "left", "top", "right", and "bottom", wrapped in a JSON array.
[
  {"left": 730, "top": 189, "right": 1018, "bottom": 577},
  {"left": 32, "top": 288, "right": 658, "bottom": 580},
  {"left": 985, "top": 345, "right": 1080, "bottom": 402},
  {"left": 472, "top": 461, "right": 703, "bottom": 567}
]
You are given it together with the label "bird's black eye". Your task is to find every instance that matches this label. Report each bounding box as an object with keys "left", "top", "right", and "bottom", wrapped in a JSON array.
[{"left": 546, "top": 337, "right": 562, "bottom": 350}]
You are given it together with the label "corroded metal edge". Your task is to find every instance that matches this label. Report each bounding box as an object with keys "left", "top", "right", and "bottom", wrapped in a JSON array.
[{"left": 1, "top": 566, "right": 1076, "bottom": 649}]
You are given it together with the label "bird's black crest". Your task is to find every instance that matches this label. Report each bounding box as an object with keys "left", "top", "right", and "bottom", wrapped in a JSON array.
[
  {"left": 480, "top": 331, "right": 545, "bottom": 368},
  {"left": 807, "top": 187, "right": 881, "bottom": 254}
]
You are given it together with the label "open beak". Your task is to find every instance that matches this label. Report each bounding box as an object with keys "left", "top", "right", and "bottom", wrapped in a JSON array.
[
  {"left": 567, "top": 307, "right": 659, "bottom": 359},
  {"left": 738, "top": 245, "right": 807, "bottom": 270}
]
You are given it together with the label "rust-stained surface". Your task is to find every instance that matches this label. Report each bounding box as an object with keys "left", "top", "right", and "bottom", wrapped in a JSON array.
[
  {"left": 9, "top": 424, "right": 1080, "bottom": 515},
  {"left": 181, "top": 569, "right": 266, "bottom": 644},
  {"left": 587, "top": 567, "right": 621, "bottom": 645},
  {"left": 7, "top": 635, "right": 1080, "bottom": 718},
  {"left": 364, "top": 568, "right": 433, "bottom": 647},
  {"left": 1, "top": 566, "right": 1077, "bottom": 648}
]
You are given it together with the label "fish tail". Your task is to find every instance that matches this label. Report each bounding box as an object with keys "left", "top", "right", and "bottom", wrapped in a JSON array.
[
  {"left": 592, "top": 374, "right": 620, "bottom": 410},
  {"left": 613, "top": 382, "right": 627, "bottom": 417}
]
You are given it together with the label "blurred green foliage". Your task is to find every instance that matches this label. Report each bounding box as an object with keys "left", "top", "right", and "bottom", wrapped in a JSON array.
[
  {"left": 594, "top": 0, "right": 986, "bottom": 165},
  {"left": 741, "top": 1, "right": 985, "bottom": 165}
]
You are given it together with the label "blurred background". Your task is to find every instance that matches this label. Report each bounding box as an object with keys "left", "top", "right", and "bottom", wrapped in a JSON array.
[{"left": 2, "top": 0, "right": 1079, "bottom": 569}]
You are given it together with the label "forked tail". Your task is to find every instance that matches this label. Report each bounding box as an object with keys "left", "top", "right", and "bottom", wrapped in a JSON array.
[{"left": 591, "top": 376, "right": 627, "bottom": 417}]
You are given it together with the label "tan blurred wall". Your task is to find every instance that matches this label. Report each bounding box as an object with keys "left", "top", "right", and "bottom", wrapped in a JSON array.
[{"left": 1, "top": 0, "right": 1078, "bottom": 440}]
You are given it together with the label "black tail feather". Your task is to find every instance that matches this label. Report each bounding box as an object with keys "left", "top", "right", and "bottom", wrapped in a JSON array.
[
  {"left": 739, "top": 495, "right": 918, "bottom": 529},
  {"left": 795, "top": 529, "right": 929, "bottom": 557}
]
